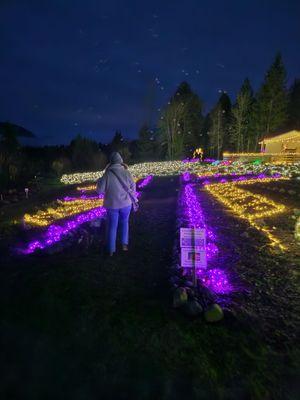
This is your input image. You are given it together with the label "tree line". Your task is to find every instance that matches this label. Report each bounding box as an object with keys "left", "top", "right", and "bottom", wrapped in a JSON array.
[
  {"left": 1, "top": 53, "right": 299, "bottom": 189},
  {"left": 158, "top": 53, "right": 300, "bottom": 160}
]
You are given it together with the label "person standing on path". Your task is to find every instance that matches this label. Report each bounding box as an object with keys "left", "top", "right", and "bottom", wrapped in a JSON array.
[{"left": 97, "top": 152, "right": 136, "bottom": 256}]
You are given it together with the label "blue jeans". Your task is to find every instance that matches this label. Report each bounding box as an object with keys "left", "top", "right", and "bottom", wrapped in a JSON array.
[{"left": 106, "top": 205, "right": 132, "bottom": 253}]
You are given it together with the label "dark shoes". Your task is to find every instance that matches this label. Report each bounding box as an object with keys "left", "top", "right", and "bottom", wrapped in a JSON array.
[{"left": 100, "top": 246, "right": 128, "bottom": 258}]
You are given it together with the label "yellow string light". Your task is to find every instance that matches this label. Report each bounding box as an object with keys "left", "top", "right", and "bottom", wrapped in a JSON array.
[
  {"left": 24, "top": 198, "right": 103, "bottom": 227},
  {"left": 205, "top": 179, "right": 287, "bottom": 250},
  {"left": 76, "top": 177, "right": 140, "bottom": 192},
  {"left": 76, "top": 184, "right": 97, "bottom": 191},
  {"left": 61, "top": 161, "right": 299, "bottom": 185},
  {"left": 61, "top": 161, "right": 195, "bottom": 184}
]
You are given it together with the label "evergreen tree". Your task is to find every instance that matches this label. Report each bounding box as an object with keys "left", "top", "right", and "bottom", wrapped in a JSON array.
[
  {"left": 208, "top": 92, "right": 232, "bottom": 158},
  {"left": 255, "top": 53, "right": 288, "bottom": 146},
  {"left": 287, "top": 79, "right": 300, "bottom": 129},
  {"left": 70, "top": 135, "right": 106, "bottom": 171},
  {"left": 158, "top": 82, "right": 203, "bottom": 159},
  {"left": 110, "top": 131, "right": 124, "bottom": 152},
  {"left": 136, "top": 125, "right": 156, "bottom": 161},
  {"left": 172, "top": 82, "right": 204, "bottom": 155},
  {"left": 230, "top": 78, "right": 255, "bottom": 152},
  {"left": 158, "top": 100, "right": 187, "bottom": 159},
  {"left": 119, "top": 145, "right": 132, "bottom": 164}
]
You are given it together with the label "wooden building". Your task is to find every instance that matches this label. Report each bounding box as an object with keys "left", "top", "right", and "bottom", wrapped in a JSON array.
[{"left": 224, "top": 130, "right": 300, "bottom": 163}]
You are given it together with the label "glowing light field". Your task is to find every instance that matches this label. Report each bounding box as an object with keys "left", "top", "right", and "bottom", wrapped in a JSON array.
[{"left": 17, "top": 167, "right": 296, "bottom": 306}]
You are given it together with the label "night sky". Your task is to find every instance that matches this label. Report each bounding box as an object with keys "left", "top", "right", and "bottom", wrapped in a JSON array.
[{"left": 1, "top": 0, "right": 299, "bottom": 145}]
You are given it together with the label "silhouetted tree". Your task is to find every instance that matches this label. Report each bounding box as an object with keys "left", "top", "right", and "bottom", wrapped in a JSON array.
[
  {"left": 172, "top": 82, "right": 204, "bottom": 155},
  {"left": 0, "top": 122, "right": 34, "bottom": 188},
  {"left": 287, "top": 79, "right": 300, "bottom": 129},
  {"left": 110, "top": 131, "right": 124, "bottom": 152},
  {"left": 254, "top": 53, "right": 288, "bottom": 146},
  {"left": 136, "top": 125, "right": 156, "bottom": 161},
  {"left": 230, "top": 79, "right": 255, "bottom": 152},
  {"left": 70, "top": 135, "right": 106, "bottom": 171},
  {"left": 158, "top": 82, "right": 203, "bottom": 159}
]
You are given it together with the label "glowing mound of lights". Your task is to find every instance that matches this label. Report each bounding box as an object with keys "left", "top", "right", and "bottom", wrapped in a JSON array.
[
  {"left": 61, "top": 160, "right": 300, "bottom": 185},
  {"left": 61, "top": 161, "right": 187, "bottom": 184}
]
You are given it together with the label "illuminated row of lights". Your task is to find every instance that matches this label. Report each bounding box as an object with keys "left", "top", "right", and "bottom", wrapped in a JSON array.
[
  {"left": 24, "top": 198, "right": 104, "bottom": 227},
  {"left": 259, "top": 131, "right": 300, "bottom": 144},
  {"left": 223, "top": 152, "right": 300, "bottom": 157},
  {"left": 205, "top": 180, "right": 287, "bottom": 250},
  {"left": 76, "top": 184, "right": 97, "bottom": 192},
  {"left": 202, "top": 175, "right": 289, "bottom": 187}
]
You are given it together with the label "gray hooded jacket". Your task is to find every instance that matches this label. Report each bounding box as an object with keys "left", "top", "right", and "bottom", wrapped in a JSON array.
[{"left": 97, "top": 163, "right": 136, "bottom": 209}]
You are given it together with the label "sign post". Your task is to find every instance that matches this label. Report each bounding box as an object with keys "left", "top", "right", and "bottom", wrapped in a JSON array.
[{"left": 180, "top": 227, "right": 207, "bottom": 287}]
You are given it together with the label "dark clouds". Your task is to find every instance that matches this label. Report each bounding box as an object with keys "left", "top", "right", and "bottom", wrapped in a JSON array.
[{"left": 1, "top": 0, "right": 299, "bottom": 145}]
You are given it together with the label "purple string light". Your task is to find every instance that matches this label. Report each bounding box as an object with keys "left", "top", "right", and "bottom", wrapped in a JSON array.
[
  {"left": 179, "top": 181, "right": 232, "bottom": 294},
  {"left": 181, "top": 183, "right": 218, "bottom": 259},
  {"left": 182, "top": 172, "right": 191, "bottom": 182},
  {"left": 197, "top": 268, "right": 231, "bottom": 294},
  {"left": 137, "top": 175, "right": 153, "bottom": 189},
  {"left": 62, "top": 194, "right": 103, "bottom": 201},
  {"left": 20, "top": 207, "right": 106, "bottom": 254},
  {"left": 182, "top": 158, "right": 199, "bottom": 163}
]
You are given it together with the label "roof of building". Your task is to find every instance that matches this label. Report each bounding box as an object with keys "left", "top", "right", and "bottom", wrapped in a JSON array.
[{"left": 259, "top": 130, "right": 300, "bottom": 144}]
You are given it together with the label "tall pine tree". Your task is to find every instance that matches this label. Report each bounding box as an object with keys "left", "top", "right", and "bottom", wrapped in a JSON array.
[
  {"left": 136, "top": 125, "right": 156, "bottom": 161},
  {"left": 158, "top": 82, "right": 203, "bottom": 159},
  {"left": 172, "top": 82, "right": 204, "bottom": 155},
  {"left": 110, "top": 131, "right": 131, "bottom": 163},
  {"left": 287, "top": 79, "right": 300, "bottom": 129},
  {"left": 255, "top": 53, "right": 288, "bottom": 147},
  {"left": 110, "top": 131, "right": 124, "bottom": 152},
  {"left": 230, "top": 78, "right": 255, "bottom": 152}
]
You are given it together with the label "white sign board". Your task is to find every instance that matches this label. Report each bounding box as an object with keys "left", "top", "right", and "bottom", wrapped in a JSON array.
[
  {"left": 180, "top": 228, "right": 206, "bottom": 249},
  {"left": 180, "top": 228, "right": 207, "bottom": 269}
]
